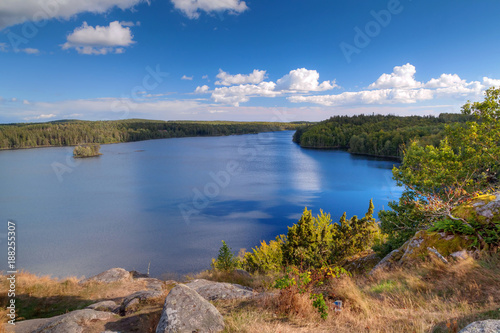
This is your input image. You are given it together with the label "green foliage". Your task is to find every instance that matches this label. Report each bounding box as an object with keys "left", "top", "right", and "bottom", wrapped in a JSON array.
[
  {"left": 330, "top": 200, "right": 380, "bottom": 262},
  {"left": 293, "top": 113, "right": 472, "bottom": 158},
  {"left": 310, "top": 293, "right": 328, "bottom": 319},
  {"left": 243, "top": 235, "right": 285, "bottom": 273},
  {"left": 0, "top": 119, "right": 303, "bottom": 150},
  {"left": 212, "top": 241, "right": 239, "bottom": 272},
  {"left": 377, "top": 88, "right": 500, "bottom": 253},
  {"left": 73, "top": 143, "right": 101, "bottom": 158},
  {"left": 375, "top": 191, "right": 429, "bottom": 256}
]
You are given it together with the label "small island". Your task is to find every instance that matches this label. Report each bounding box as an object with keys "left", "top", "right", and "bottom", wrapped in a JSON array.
[{"left": 73, "top": 143, "right": 101, "bottom": 158}]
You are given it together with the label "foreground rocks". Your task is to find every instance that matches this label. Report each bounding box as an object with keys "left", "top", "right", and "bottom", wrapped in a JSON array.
[
  {"left": 156, "top": 284, "right": 225, "bottom": 333},
  {"left": 80, "top": 267, "right": 132, "bottom": 284},
  {"left": 459, "top": 319, "right": 500, "bottom": 333},
  {"left": 15, "top": 309, "right": 114, "bottom": 333},
  {"left": 186, "top": 279, "right": 256, "bottom": 301}
]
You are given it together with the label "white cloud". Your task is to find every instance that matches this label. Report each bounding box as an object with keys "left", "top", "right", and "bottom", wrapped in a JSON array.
[
  {"left": 62, "top": 21, "right": 134, "bottom": 55},
  {"left": 424, "top": 73, "right": 464, "bottom": 88},
  {"left": 289, "top": 88, "right": 434, "bottom": 106},
  {"left": 181, "top": 75, "right": 193, "bottom": 80},
  {"left": 276, "top": 68, "right": 337, "bottom": 92},
  {"left": 0, "top": 43, "right": 7, "bottom": 52},
  {"left": 202, "top": 75, "right": 209, "bottom": 80},
  {"left": 0, "top": 0, "right": 147, "bottom": 30},
  {"left": 195, "top": 85, "right": 210, "bottom": 94},
  {"left": 120, "top": 21, "right": 139, "bottom": 27},
  {"left": 171, "top": 0, "right": 248, "bottom": 19},
  {"left": 24, "top": 113, "right": 56, "bottom": 121},
  {"left": 21, "top": 48, "right": 40, "bottom": 54},
  {"left": 483, "top": 77, "right": 500, "bottom": 87},
  {"left": 23, "top": 100, "right": 30, "bottom": 105},
  {"left": 212, "top": 82, "right": 279, "bottom": 106},
  {"left": 215, "top": 69, "right": 266, "bottom": 86},
  {"left": 368, "top": 63, "right": 422, "bottom": 89}
]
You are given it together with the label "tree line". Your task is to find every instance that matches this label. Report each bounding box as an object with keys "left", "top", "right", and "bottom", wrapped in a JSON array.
[
  {"left": 0, "top": 119, "right": 302, "bottom": 150},
  {"left": 293, "top": 113, "right": 473, "bottom": 158}
]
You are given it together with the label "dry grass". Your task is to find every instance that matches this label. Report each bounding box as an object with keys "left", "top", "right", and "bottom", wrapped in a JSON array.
[
  {"left": 0, "top": 270, "right": 156, "bottom": 322},
  {"left": 216, "top": 254, "right": 500, "bottom": 333}
]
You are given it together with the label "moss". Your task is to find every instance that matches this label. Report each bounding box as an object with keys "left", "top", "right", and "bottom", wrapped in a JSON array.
[{"left": 400, "top": 231, "right": 472, "bottom": 263}]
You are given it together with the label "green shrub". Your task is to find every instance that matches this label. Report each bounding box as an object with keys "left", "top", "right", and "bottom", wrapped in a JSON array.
[
  {"left": 212, "top": 240, "right": 239, "bottom": 272},
  {"left": 243, "top": 235, "right": 285, "bottom": 273}
]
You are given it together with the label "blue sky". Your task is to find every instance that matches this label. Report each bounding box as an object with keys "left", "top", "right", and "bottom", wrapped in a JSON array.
[{"left": 1, "top": 0, "right": 500, "bottom": 123}]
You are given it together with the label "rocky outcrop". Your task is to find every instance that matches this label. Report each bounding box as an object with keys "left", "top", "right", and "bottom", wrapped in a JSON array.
[
  {"left": 185, "top": 279, "right": 256, "bottom": 301},
  {"left": 120, "top": 290, "right": 164, "bottom": 315},
  {"left": 86, "top": 300, "right": 119, "bottom": 312},
  {"left": 459, "top": 319, "right": 500, "bottom": 333},
  {"left": 370, "top": 230, "right": 473, "bottom": 274},
  {"left": 16, "top": 309, "right": 114, "bottom": 333},
  {"left": 343, "top": 251, "right": 381, "bottom": 274},
  {"left": 156, "top": 284, "right": 224, "bottom": 333},
  {"left": 81, "top": 268, "right": 132, "bottom": 284}
]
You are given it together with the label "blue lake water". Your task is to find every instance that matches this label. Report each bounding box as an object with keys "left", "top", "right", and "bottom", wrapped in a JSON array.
[{"left": 0, "top": 131, "right": 402, "bottom": 278}]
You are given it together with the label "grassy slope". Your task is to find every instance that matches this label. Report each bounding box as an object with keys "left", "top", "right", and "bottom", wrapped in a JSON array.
[{"left": 1, "top": 254, "right": 499, "bottom": 333}]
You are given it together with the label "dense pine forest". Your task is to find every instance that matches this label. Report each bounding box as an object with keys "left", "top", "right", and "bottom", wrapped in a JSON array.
[
  {"left": 293, "top": 113, "right": 473, "bottom": 158},
  {"left": 0, "top": 119, "right": 303, "bottom": 150}
]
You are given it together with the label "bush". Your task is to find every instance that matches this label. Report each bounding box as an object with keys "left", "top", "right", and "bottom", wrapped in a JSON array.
[
  {"left": 212, "top": 241, "right": 239, "bottom": 272},
  {"left": 243, "top": 235, "right": 285, "bottom": 273}
]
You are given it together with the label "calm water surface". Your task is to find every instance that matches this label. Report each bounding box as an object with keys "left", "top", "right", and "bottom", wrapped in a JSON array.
[{"left": 0, "top": 131, "right": 402, "bottom": 278}]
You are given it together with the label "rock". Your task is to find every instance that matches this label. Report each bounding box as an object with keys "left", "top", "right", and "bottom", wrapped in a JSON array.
[
  {"left": 427, "top": 247, "right": 449, "bottom": 264},
  {"left": 30, "top": 309, "right": 113, "bottom": 333},
  {"left": 459, "top": 319, "right": 500, "bottom": 333},
  {"left": 81, "top": 268, "right": 131, "bottom": 284},
  {"left": 450, "top": 249, "right": 470, "bottom": 261},
  {"left": 370, "top": 249, "right": 402, "bottom": 274},
  {"left": 136, "top": 277, "right": 166, "bottom": 291},
  {"left": 454, "top": 192, "right": 500, "bottom": 222},
  {"left": 120, "top": 290, "right": 164, "bottom": 315},
  {"left": 233, "top": 269, "right": 252, "bottom": 278},
  {"left": 86, "top": 300, "right": 119, "bottom": 312},
  {"left": 156, "top": 284, "right": 224, "bottom": 333},
  {"left": 185, "top": 279, "right": 255, "bottom": 301},
  {"left": 13, "top": 318, "right": 53, "bottom": 333},
  {"left": 343, "top": 251, "right": 381, "bottom": 274}
]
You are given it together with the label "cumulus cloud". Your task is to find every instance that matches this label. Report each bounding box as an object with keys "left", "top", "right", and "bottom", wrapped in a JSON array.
[
  {"left": 171, "top": 0, "right": 248, "bottom": 19},
  {"left": 276, "top": 68, "right": 337, "bottom": 92},
  {"left": 215, "top": 69, "right": 266, "bottom": 86},
  {"left": 289, "top": 89, "right": 434, "bottom": 106},
  {"left": 181, "top": 75, "right": 193, "bottom": 80},
  {"left": 368, "top": 63, "right": 422, "bottom": 89},
  {"left": 483, "top": 77, "right": 500, "bottom": 87},
  {"left": 195, "top": 85, "right": 210, "bottom": 94},
  {"left": 209, "top": 68, "right": 335, "bottom": 106},
  {"left": 289, "top": 64, "right": 496, "bottom": 107},
  {"left": 0, "top": 0, "right": 146, "bottom": 30},
  {"left": 212, "top": 82, "right": 279, "bottom": 106},
  {"left": 62, "top": 21, "right": 134, "bottom": 55}
]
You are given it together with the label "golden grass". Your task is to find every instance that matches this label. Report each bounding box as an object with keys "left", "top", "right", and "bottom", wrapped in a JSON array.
[
  {"left": 0, "top": 270, "right": 155, "bottom": 322},
  {"left": 217, "top": 254, "right": 500, "bottom": 333}
]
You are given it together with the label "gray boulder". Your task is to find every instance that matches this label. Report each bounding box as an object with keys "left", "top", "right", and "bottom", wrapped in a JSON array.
[
  {"left": 86, "top": 300, "right": 119, "bottom": 312},
  {"left": 120, "top": 290, "right": 164, "bottom": 315},
  {"left": 156, "top": 284, "right": 224, "bottom": 333},
  {"left": 185, "top": 279, "right": 255, "bottom": 301},
  {"left": 459, "top": 319, "right": 500, "bottom": 333},
  {"left": 81, "top": 268, "right": 131, "bottom": 284},
  {"left": 136, "top": 277, "right": 166, "bottom": 291},
  {"left": 30, "top": 309, "right": 113, "bottom": 333}
]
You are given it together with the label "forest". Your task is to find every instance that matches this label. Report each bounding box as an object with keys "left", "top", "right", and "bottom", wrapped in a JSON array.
[
  {"left": 293, "top": 113, "right": 473, "bottom": 158},
  {"left": 0, "top": 119, "right": 302, "bottom": 150}
]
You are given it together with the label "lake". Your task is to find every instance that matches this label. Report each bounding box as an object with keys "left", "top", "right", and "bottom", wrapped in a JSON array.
[{"left": 0, "top": 131, "right": 402, "bottom": 278}]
